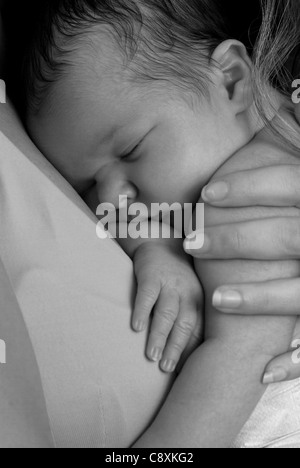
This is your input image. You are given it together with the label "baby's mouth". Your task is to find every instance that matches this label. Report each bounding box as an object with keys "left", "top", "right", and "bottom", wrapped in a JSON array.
[{"left": 118, "top": 211, "right": 149, "bottom": 224}]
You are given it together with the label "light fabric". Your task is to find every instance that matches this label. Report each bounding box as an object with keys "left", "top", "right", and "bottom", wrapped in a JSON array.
[
  {"left": 233, "top": 379, "right": 300, "bottom": 448},
  {"left": 0, "top": 103, "right": 172, "bottom": 448}
]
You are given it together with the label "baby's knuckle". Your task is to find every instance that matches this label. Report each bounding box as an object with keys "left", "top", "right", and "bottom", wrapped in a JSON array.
[
  {"left": 163, "top": 285, "right": 180, "bottom": 296},
  {"left": 150, "top": 329, "right": 168, "bottom": 341},
  {"left": 176, "top": 319, "right": 195, "bottom": 335},
  {"left": 169, "top": 341, "right": 185, "bottom": 354},
  {"left": 139, "top": 283, "right": 158, "bottom": 301},
  {"left": 159, "top": 308, "right": 178, "bottom": 323}
]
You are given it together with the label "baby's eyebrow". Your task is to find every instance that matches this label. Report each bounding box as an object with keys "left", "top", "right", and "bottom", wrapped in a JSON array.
[
  {"left": 89, "top": 123, "right": 128, "bottom": 157},
  {"left": 97, "top": 123, "right": 127, "bottom": 146}
]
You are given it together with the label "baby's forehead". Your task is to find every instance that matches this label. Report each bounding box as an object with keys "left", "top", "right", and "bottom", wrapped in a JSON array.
[
  {"left": 51, "top": 28, "right": 178, "bottom": 109},
  {"left": 38, "top": 30, "right": 135, "bottom": 115},
  {"left": 36, "top": 23, "right": 195, "bottom": 128},
  {"left": 68, "top": 27, "right": 131, "bottom": 83}
]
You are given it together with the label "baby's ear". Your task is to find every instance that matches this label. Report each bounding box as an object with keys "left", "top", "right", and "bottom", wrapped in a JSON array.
[{"left": 211, "top": 40, "right": 253, "bottom": 114}]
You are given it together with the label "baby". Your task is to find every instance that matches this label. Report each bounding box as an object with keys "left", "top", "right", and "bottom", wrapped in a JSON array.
[{"left": 24, "top": 0, "right": 300, "bottom": 448}]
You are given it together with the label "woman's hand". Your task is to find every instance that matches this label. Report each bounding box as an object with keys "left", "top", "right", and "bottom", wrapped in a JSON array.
[{"left": 184, "top": 164, "right": 300, "bottom": 383}]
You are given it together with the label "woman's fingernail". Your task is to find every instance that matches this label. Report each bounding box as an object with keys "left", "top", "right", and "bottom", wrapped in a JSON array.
[
  {"left": 161, "top": 360, "right": 176, "bottom": 373},
  {"left": 134, "top": 321, "right": 146, "bottom": 332},
  {"left": 184, "top": 233, "right": 209, "bottom": 253},
  {"left": 213, "top": 290, "right": 243, "bottom": 310},
  {"left": 263, "top": 367, "right": 288, "bottom": 385},
  {"left": 202, "top": 182, "right": 229, "bottom": 202},
  {"left": 150, "top": 348, "right": 163, "bottom": 362}
]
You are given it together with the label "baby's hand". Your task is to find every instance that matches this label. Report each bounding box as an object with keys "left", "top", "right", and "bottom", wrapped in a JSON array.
[{"left": 132, "top": 242, "right": 203, "bottom": 373}]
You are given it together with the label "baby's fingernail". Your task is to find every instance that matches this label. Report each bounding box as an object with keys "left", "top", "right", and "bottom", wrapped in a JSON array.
[
  {"left": 150, "top": 348, "right": 163, "bottom": 362},
  {"left": 263, "top": 367, "right": 288, "bottom": 385},
  {"left": 161, "top": 360, "right": 176, "bottom": 373},
  {"left": 213, "top": 290, "right": 243, "bottom": 310},
  {"left": 202, "top": 182, "right": 229, "bottom": 202},
  {"left": 134, "top": 321, "right": 146, "bottom": 332}
]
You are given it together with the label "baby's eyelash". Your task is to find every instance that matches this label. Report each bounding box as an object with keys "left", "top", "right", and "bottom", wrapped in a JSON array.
[{"left": 121, "top": 141, "right": 142, "bottom": 161}]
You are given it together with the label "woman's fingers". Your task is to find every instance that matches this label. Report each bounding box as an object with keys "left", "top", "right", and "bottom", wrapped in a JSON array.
[
  {"left": 263, "top": 342, "right": 300, "bottom": 384},
  {"left": 184, "top": 217, "right": 300, "bottom": 260},
  {"left": 212, "top": 278, "right": 300, "bottom": 315},
  {"left": 263, "top": 320, "right": 300, "bottom": 383},
  {"left": 211, "top": 277, "right": 300, "bottom": 382},
  {"left": 202, "top": 165, "right": 300, "bottom": 208}
]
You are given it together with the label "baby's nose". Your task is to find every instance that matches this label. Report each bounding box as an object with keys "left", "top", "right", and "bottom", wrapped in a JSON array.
[{"left": 97, "top": 179, "right": 138, "bottom": 209}]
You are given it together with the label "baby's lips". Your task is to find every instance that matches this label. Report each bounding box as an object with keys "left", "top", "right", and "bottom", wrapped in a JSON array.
[{"left": 184, "top": 230, "right": 205, "bottom": 252}]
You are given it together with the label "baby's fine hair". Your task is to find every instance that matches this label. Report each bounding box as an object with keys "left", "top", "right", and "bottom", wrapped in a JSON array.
[
  {"left": 20, "top": 0, "right": 231, "bottom": 114},
  {"left": 4, "top": 0, "right": 300, "bottom": 149}
]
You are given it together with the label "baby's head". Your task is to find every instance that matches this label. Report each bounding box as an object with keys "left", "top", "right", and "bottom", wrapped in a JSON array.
[{"left": 25, "top": 0, "right": 259, "bottom": 209}]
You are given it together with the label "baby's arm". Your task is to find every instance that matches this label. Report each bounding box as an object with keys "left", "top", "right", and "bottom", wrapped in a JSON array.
[
  {"left": 184, "top": 140, "right": 300, "bottom": 446},
  {"left": 194, "top": 231, "right": 298, "bottom": 447},
  {"left": 137, "top": 140, "right": 300, "bottom": 448},
  {"left": 137, "top": 205, "right": 298, "bottom": 448}
]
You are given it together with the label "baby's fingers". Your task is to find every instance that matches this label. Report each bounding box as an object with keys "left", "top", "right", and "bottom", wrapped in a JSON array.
[
  {"left": 160, "top": 300, "right": 199, "bottom": 374},
  {"left": 146, "top": 288, "right": 180, "bottom": 364},
  {"left": 132, "top": 278, "right": 161, "bottom": 332}
]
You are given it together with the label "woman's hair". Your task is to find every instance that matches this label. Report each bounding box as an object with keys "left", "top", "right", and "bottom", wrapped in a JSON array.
[{"left": 252, "top": 0, "right": 300, "bottom": 150}]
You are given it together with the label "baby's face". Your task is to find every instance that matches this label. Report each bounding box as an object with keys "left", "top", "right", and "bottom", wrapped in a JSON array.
[{"left": 28, "top": 38, "right": 249, "bottom": 210}]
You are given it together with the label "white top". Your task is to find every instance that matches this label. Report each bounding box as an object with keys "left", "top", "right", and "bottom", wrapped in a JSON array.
[{"left": 0, "top": 104, "right": 172, "bottom": 448}]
